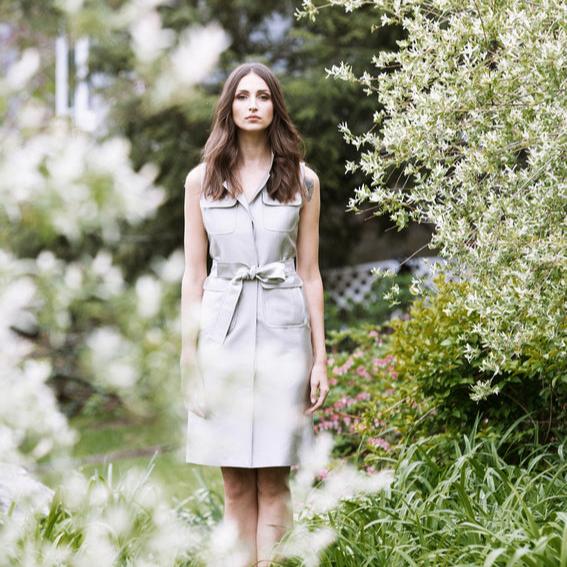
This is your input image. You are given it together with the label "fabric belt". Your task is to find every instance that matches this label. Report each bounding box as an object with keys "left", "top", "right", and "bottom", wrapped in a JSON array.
[{"left": 208, "top": 258, "right": 295, "bottom": 344}]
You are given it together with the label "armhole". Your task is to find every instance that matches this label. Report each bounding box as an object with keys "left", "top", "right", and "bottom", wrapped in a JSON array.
[
  {"left": 299, "top": 161, "right": 306, "bottom": 202},
  {"left": 200, "top": 162, "right": 206, "bottom": 194},
  {"left": 300, "top": 161, "right": 313, "bottom": 203}
]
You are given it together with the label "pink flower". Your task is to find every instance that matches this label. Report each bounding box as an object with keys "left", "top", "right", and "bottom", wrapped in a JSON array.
[
  {"left": 316, "top": 468, "right": 328, "bottom": 481},
  {"left": 356, "top": 366, "right": 370, "bottom": 379},
  {"left": 335, "top": 396, "right": 355, "bottom": 408},
  {"left": 333, "top": 365, "right": 346, "bottom": 376},
  {"left": 369, "top": 330, "right": 384, "bottom": 344},
  {"left": 368, "top": 437, "right": 391, "bottom": 451}
]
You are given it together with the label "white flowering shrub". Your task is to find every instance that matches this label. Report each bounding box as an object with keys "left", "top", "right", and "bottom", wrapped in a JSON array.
[
  {"left": 297, "top": 0, "right": 566, "bottom": 398},
  {"left": 0, "top": 7, "right": 224, "bottom": 563}
]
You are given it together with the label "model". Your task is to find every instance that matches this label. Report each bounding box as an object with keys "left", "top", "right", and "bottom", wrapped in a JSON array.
[{"left": 180, "top": 61, "right": 329, "bottom": 566}]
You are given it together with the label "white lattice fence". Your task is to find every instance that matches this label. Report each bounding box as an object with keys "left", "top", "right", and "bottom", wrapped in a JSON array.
[{"left": 321, "top": 256, "right": 446, "bottom": 309}]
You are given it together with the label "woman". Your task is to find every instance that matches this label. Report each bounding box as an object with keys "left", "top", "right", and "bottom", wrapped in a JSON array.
[{"left": 180, "top": 62, "right": 329, "bottom": 566}]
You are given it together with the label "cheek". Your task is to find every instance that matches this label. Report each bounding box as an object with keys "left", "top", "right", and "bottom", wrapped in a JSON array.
[
  {"left": 265, "top": 103, "right": 274, "bottom": 119},
  {"left": 232, "top": 101, "right": 244, "bottom": 120}
]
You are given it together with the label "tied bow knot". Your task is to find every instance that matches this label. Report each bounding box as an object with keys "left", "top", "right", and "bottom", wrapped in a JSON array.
[
  {"left": 208, "top": 260, "right": 290, "bottom": 344},
  {"left": 237, "top": 264, "right": 258, "bottom": 280},
  {"left": 227, "top": 261, "right": 288, "bottom": 286}
]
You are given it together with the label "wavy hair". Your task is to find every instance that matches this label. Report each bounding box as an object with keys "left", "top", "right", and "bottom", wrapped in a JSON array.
[{"left": 201, "top": 62, "right": 307, "bottom": 203}]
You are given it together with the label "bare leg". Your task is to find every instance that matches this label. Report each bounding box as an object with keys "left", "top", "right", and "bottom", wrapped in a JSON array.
[
  {"left": 221, "top": 466, "right": 258, "bottom": 567},
  {"left": 256, "top": 466, "right": 293, "bottom": 565}
]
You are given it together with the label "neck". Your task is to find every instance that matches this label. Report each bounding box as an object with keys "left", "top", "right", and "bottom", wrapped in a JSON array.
[{"left": 236, "top": 132, "right": 271, "bottom": 165}]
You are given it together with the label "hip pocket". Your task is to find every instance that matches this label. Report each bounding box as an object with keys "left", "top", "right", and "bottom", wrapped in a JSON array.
[
  {"left": 262, "top": 285, "right": 307, "bottom": 327},
  {"left": 199, "top": 279, "right": 238, "bottom": 339}
]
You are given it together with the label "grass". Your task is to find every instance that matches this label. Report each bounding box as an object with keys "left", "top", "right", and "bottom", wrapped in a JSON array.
[{"left": 280, "top": 417, "right": 567, "bottom": 567}]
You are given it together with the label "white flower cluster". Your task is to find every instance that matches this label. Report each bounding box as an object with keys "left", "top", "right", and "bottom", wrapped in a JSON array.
[
  {"left": 0, "top": 250, "right": 78, "bottom": 468},
  {"left": 0, "top": 123, "right": 165, "bottom": 244},
  {"left": 1, "top": 460, "right": 204, "bottom": 566},
  {"left": 57, "top": 0, "right": 231, "bottom": 111}
]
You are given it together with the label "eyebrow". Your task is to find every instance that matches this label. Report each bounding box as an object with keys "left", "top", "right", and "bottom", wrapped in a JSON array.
[{"left": 235, "top": 89, "right": 271, "bottom": 94}]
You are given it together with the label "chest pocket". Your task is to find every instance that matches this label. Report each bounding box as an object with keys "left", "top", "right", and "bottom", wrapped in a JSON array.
[
  {"left": 261, "top": 190, "right": 302, "bottom": 232},
  {"left": 201, "top": 194, "right": 238, "bottom": 235}
]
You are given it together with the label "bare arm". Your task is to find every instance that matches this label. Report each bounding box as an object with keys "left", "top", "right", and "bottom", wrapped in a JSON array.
[
  {"left": 296, "top": 167, "right": 329, "bottom": 412},
  {"left": 180, "top": 163, "right": 209, "bottom": 414}
]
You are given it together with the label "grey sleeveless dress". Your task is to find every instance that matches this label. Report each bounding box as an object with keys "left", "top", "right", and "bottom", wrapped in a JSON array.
[{"left": 185, "top": 152, "right": 315, "bottom": 467}]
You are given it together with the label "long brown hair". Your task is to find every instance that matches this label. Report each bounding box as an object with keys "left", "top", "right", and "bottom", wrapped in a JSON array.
[{"left": 201, "top": 62, "right": 307, "bottom": 203}]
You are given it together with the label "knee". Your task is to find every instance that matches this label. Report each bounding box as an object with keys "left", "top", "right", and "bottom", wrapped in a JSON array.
[
  {"left": 257, "top": 468, "right": 290, "bottom": 501},
  {"left": 222, "top": 469, "right": 256, "bottom": 502}
]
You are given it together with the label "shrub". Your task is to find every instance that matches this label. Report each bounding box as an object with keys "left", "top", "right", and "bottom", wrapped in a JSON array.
[{"left": 386, "top": 274, "right": 567, "bottom": 446}]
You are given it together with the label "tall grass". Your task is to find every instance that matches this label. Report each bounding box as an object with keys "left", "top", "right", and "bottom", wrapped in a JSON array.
[{"left": 280, "top": 417, "right": 567, "bottom": 566}]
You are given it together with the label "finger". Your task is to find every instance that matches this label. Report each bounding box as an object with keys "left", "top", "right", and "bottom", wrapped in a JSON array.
[
  {"left": 310, "top": 388, "right": 329, "bottom": 412},
  {"left": 304, "top": 396, "right": 324, "bottom": 414},
  {"left": 309, "top": 385, "right": 318, "bottom": 405}
]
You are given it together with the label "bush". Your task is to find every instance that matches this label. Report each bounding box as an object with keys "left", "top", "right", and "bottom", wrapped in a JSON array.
[
  {"left": 323, "top": 323, "right": 434, "bottom": 472},
  {"left": 386, "top": 274, "right": 567, "bottom": 447}
]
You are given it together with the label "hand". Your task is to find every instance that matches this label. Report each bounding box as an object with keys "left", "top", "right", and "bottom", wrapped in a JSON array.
[
  {"left": 186, "top": 379, "right": 211, "bottom": 419},
  {"left": 181, "top": 350, "right": 211, "bottom": 419},
  {"left": 304, "top": 362, "right": 329, "bottom": 415}
]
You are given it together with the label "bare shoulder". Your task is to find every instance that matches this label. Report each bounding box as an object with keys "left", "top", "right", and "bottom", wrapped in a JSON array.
[
  {"left": 184, "top": 162, "right": 206, "bottom": 195},
  {"left": 301, "top": 163, "right": 319, "bottom": 202}
]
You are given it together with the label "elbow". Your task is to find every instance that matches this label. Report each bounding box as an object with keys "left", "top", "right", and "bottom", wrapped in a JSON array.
[
  {"left": 298, "top": 267, "right": 322, "bottom": 286},
  {"left": 182, "top": 269, "right": 207, "bottom": 290}
]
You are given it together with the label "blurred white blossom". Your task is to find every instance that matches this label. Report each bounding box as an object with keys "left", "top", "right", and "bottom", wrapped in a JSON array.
[
  {"left": 136, "top": 274, "right": 163, "bottom": 319},
  {"left": 0, "top": 358, "right": 78, "bottom": 467},
  {"left": 153, "top": 248, "right": 185, "bottom": 283},
  {"left": 85, "top": 326, "right": 139, "bottom": 390},
  {"left": 150, "top": 22, "right": 231, "bottom": 108},
  {"left": 1, "top": 49, "right": 40, "bottom": 92},
  {"left": 129, "top": 10, "right": 175, "bottom": 63}
]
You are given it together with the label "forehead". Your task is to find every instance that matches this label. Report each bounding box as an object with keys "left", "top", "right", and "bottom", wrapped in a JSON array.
[{"left": 235, "top": 72, "right": 270, "bottom": 92}]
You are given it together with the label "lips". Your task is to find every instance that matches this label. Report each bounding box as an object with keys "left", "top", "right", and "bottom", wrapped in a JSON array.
[{"left": 246, "top": 116, "right": 260, "bottom": 120}]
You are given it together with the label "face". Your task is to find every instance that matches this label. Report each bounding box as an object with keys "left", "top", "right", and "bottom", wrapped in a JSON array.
[{"left": 231, "top": 71, "right": 274, "bottom": 132}]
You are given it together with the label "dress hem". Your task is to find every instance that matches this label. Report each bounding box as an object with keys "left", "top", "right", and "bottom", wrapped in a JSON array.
[{"left": 185, "top": 459, "right": 300, "bottom": 468}]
